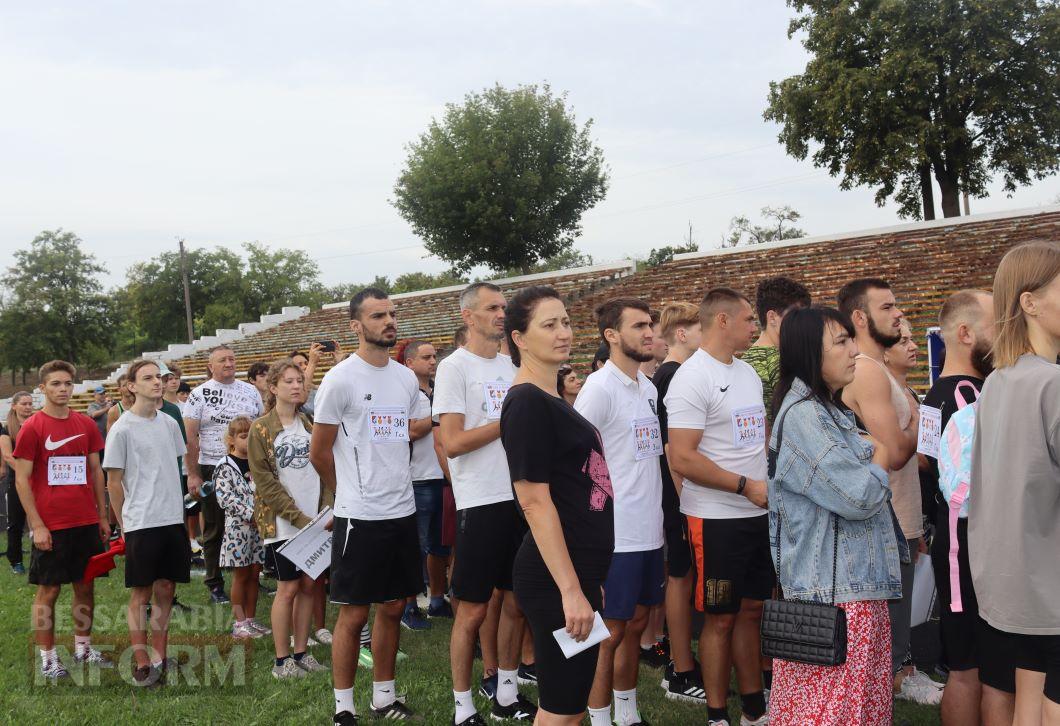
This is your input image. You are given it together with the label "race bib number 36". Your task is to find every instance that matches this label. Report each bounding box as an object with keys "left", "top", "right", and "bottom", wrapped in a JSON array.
[
  {"left": 916, "top": 405, "right": 942, "bottom": 459},
  {"left": 731, "top": 406, "right": 767, "bottom": 449},
  {"left": 483, "top": 381, "right": 511, "bottom": 420},
  {"left": 48, "top": 456, "right": 87, "bottom": 486},
  {"left": 631, "top": 416, "right": 663, "bottom": 461},
  {"left": 368, "top": 407, "right": 409, "bottom": 443}
]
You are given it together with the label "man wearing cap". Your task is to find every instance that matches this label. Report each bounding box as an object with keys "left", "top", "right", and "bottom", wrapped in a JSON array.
[{"left": 86, "top": 387, "right": 115, "bottom": 446}]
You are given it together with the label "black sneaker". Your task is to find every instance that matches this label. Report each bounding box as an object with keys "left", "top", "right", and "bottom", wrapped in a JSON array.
[
  {"left": 662, "top": 662, "right": 706, "bottom": 704},
  {"left": 427, "top": 599, "right": 454, "bottom": 618},
  {"left": 490, "top": 693, "right": 538, "bottom": 721},
  {"left": 369, "top": 700, "right": 419, "bottom": 720},
  {"left": 333, "top": 711, "right": 359, "bottom": 725},
  {"left": 639, "top": 638, "right": 670, "bottom": 669},
  {"left": 479, "top": 673, "right": 498, "bottom": 700},
  {"left": 453, "top": 715, "right": 487, "bottom": 725},
  {"left": 208, "top": 587, "right": 230, "bottom": 604},
  {"left": 11, "top": 563, "right": 25, "bottom": 575},
  {"left": 516, "top": 662, "right": 537, "bottom": 686}
]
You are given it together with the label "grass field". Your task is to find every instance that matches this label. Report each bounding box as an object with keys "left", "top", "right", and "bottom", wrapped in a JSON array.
[{"left": 0, "top": 559, "right": 942, "bottom": 725}]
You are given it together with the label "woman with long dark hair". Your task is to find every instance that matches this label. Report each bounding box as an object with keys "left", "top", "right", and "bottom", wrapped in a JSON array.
[
  {"left": 500, "top": 286, "right": 615, "bottom": 725},
  {"left": 766, "top": 306, "right": 903, "bottom": 726},
  {"left": 556, "top": 365, "right": 582, "bottom": 406},
  {"left": 1, "top": 391, "right": 34, "bottom": 573}
]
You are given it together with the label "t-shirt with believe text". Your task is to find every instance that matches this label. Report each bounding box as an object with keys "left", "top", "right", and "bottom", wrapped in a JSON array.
[
  {"left": 13, "top": 410, "right": 105, "bottom": 531},
  {"left": 313, "top": 354, "right": 429, "bottom": 521},
  {"left": 183, "top": 379, "right": 264, "bottom": 466}
]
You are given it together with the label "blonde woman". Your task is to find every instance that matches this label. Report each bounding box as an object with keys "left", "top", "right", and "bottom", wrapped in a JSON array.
[
  {"left": 1, "top": 391, "right": 34, "bottom": 573},
  {"left": 969, "top": 240, "right": 1060, "bottom": 726}
]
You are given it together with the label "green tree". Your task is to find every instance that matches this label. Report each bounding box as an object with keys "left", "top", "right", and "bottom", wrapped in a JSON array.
[
  {"left": 390, "top": 270, "right": 469, "bottom": 294},
  {"left": 0, "top": 229, "right": 113, "bottom": 370},
  {"left": 393, "top": 83, "right": 609, "bottom": 274},
  {"left": 722, "top": 206, "right": 806, "bottom": 248},
  {"left": 643, "top": 243, "right": 699, "bottom": 268},
  {"left": 765, "top": 0, "right": 1060, "bottom": 219},
  {"left": 492, "top": 248, "right": 595, "bottom": 279},
  {"left": 243, "top": 243, "right": 322, "bottom": 316}
]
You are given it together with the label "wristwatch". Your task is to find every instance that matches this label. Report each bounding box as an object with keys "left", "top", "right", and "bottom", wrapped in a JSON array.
[{"left": 736, "top": 475, "right": 747, "bottom": 496}]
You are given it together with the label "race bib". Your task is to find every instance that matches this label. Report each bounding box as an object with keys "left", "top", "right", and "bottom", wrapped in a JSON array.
[
  {"left": 48, "top": 456, "right": 87, "bottom": 486},
  {"left": 731, "top": 405, "right": 767, "bottom": 449},
  {"left": 916, "top": 405, "right": 942, "bottom": 459},
  {"left": 368, "top": 406, "right": 409, "bottom": 443},
  {"left": 631, "top": 416, "right": 663, "bottom": 461},
  {"left": 482, "top": 381, "right": 511, "bottom": 420}
]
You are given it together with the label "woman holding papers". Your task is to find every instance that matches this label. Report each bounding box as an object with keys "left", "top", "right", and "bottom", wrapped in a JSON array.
[
  {"left": 249, "top": 359, "right": 334, "bottom": 679},
  {"left": 500, "top": 286, "right": 616, "bottom": 725}
]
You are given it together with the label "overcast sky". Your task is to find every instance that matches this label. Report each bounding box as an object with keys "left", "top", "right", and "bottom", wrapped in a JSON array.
[{"left": 2, "top": 1, "right": 1058, "bottom": 293}]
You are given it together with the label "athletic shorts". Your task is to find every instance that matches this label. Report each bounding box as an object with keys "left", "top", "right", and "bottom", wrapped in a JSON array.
[
  {"left": 665, "top": 519, "right": 693, "bottom": 579},
  {"left": 266, "top": 540, "right": 305, "bottom": 582},
  {"left": 29, "top": 523, "right": 105, "bottom": 586},
  {"left": 686, "top": 513, "right": 775, "bottom": 614},
  {"left": 1011, "top": 631, "right": 1060, "bottom": 705},
  {"left": 602, "top": 548, "right": 665, "bottom": 621},
  {"left": 451, "top": 500, "right": 526, "bottom": 603},
  {"left": 125, "top": 524, "right": 192, "bottom": 588},
  {"left": 330, "top": 515, "right": 421, "bottom": 606},
  {"left": 441, "top": 483, "right": 457, "bottom": 548}
]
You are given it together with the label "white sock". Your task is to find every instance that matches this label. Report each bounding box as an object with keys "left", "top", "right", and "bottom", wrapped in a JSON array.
[
  {"left": 151, "top": 659, "right": 164, "bottom": 669},
  {"left": 614, "top": 688, "right": 640, "bottom": 726},
  {"left": 334, "top": 687, "right": 355, "bottom": 715},
  {"left": 454, "top": 690, "right": 476, "bottom": 723},
  {"left": 74, "top": 635, "right": 91, "bottom": 655},
  {"left": 40, "top": 648, "right": 56, "bottom": 666},
  {"left": 588, "top": 705, "right": 612, "bottom": 726},
  {"left": 497, "top": 667, "right": 519, "bottom": 707},
  {"left": 372, "top": 679, "right": 396, "bottom": 709}
]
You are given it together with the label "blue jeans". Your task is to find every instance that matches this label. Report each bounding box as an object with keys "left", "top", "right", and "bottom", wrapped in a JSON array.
[{"left": 413, "top": 480, "right": 450, "bottom": 585}]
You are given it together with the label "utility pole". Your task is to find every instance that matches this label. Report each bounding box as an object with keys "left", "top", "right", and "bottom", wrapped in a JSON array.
[{"left": 177, "top": 237, "right": 194, "bottom": 343}]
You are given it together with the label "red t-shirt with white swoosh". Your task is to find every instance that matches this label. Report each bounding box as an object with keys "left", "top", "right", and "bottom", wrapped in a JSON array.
[{"left": 13, "top": 410, "right": 104, "bottom": 531}]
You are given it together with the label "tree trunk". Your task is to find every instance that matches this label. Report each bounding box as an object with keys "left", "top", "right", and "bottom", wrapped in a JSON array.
[
  {"left": 919, "top": 163, "right": 936, "bottom": 221},
  {"left": 935, "top": 165, "right": 961, "bottom": 218}
]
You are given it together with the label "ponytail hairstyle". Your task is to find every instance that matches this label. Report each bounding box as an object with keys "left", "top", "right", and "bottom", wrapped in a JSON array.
[
  {"left": 504, "top": 286, "right": 562, "bottom": 367},
  {"left": 264, "top": 358, "right": 305, "bottom": 412},
  {"left": 5, "top": 391, "right": 33, "bottom": 439}
]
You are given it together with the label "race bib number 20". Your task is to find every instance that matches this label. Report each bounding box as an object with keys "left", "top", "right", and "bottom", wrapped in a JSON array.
[{"left": 368, "top": 407, "right": 409, "bottom": 443}]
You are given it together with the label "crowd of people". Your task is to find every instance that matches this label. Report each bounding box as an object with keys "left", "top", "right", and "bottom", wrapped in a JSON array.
[{"left": 0, "top": 238, "right": 1057, "bottom": 725}]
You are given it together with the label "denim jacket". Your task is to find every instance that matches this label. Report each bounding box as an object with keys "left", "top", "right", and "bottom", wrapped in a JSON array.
[{"left": 768, "top": 378, "right": 908, "bottom": 604}]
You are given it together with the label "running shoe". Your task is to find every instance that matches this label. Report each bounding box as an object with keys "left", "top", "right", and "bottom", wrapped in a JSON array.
[
  {"left": 209, "top": 586, "right": 231, "bottom": 604},
  {"left": 295, "top": 653, "right": 328, "bottom": 673},
  {"left": 428, "top": 599, "right": 455, "bottom": 618},
  {"left": 74, "top": 647, "right": 115, "bottom": 668},
  {"left": 490, "top": 694, "right": 538, "bottom": 721},
  {"left": 401, "top": 605, "right": 431, "bottom": 631},
  {"left": 662, "top": 663, "right": 705, "bottom": 704},
  {"left": 516, "top": 662, "right": 537, "bottom": 686},
  {"left": 896, "top": 670, "right": 943, "bottom": 705},
  {"left": 639, "top": 638, "right": 670, "bottom": 669},
  {"left": 11, "top": 563, "right": 25, "bottom": 575},
  {"left": 333, "top": 711, "right": 358, "bottom": 725},
  {"left": 905, "top": 667, "right": 945, "bottom": 691},
  {"left": 315, "top": 627, "right": 334, "bottom": 645},
  {"left": 231, "top": 621, "right": 260, "bottom": 639},
  {"left": 369, "top": 700, "right": 419, "bottom": 720},
  {"left": 247, "top": 618, "right": 272, "bottom": 635},
  {"left": 479, "top": 673, "right": 498, "bottom": 700},
  {"left": 271, "top": 658, "right": 307, "bottom": 679},
  {"left": 189, "top": 539, "right": 203, "bottom": 554},
  {"left": 453, "top": 715, "right": 487, "bottom": 725},
  {"left": 739, "top": 714, "right": 768, "bottom": 726},
  {"left": 40, "top": 659, "right": 70, "bottom": 680}
]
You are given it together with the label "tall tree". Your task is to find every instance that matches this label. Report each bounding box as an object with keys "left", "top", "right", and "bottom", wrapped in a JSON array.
[
  {"left": 765, "top": 0, "right": 1060, "bottom": 219},
  {"left": 722, "top": 206, "right": 807, "bottom": 247},
  {"left": 392, "top": 83, "right": 609, "bottom": 274},
  {"left": 0, "top": 229, "right": 113, "bottom": 369}
]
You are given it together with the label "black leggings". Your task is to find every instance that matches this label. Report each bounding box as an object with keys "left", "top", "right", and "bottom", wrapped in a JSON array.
[
  {"left": 514, "top": 563, "right": 604, "bottom": 716},
  {"left": 5, "top": 476, "right": 26, "bottom": 566}
]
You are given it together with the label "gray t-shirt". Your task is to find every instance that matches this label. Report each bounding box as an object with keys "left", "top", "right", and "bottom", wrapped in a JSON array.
[
  {"left": 87, "top": 401, "right": 109, "bottom": 439},
  {"left": 969, "top": 354, "right": 1060, "bottom": 635},
  {"left": 103, "top": 410, "right": 188, "bottom": 532}
]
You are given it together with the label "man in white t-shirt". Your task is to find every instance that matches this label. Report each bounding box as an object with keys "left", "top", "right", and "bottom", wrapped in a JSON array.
[
  {"left": 309, "top": 288, "right": 432, "bottom": 724},
  {"left": 434, "top": 282, "right": 537, "bottom": 724},
  {"left": 104, "top": 359, "right": 189, "bottom": 687},
  {"left": 183, "top": 344, "right": 265, "bottom": 604},
  {"left": 665, "top": 287, "right": 771, "bottom": 726},
  {"left": 575, "top": 298, "right": 664, "bottom": 726}
]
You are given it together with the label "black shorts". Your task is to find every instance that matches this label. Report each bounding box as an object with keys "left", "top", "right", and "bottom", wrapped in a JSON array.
[
  {"left": 1010, "top": 631, "right": 1060, "bottom": 705},
  {"left": 125, "top": 524, "right": 192, "bottom": 588},
  {"left": 687, "top": 514, "right": 775, "bottom": 614},
  {"left": 665, "top": 519, "right": 693, "bottom": 579},
  {"left": 266, "top": 541, "right": 306, "bottom": 582},
  {"left": 451, "top": 500, "right": 526, "bottom": 603},
  {"left": 513, "top": 546, "right": 604, "bottom": 716},
  {"left": 29, "top": 523, "right": 105, "bottom": 586},
  {"left": 330, "top": 515, "right": 421, "bottom": 606}
]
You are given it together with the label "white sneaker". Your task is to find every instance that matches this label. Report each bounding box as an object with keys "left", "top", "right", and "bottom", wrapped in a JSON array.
[
  {"left": 246, "top": 618, "right": 272, "bottom": 635},
  {"left": 905, "top": 667, "right": 944, "bottom": 691},
  {"left": 314, "top": 628, "right": 333, "bottom": 645},
  {"left": 74, "top": 647, "right": 115, "bottom": 668},
  {"left": 897, "top": 670, "right": 943, "bottom": 705},
  {"left": 40, "top": 659, "right": 70, "bottom": 680},
  {"left": 290, "top": 635, "right": 320, "bottom": 649},
  {"left": 295, "top": 653, "right": 328, "bottom": 673},
  {"left": 741, "top": 714, "right": 769, "bottom": 725},
  {"left": 189, "top": 539, "right": 203, "bottom": 554},
  {"left": 271, "top": 658, "right": 307, "bottom": 679},
  {"left": 232, "top": 622, "right": 261, "bottom": 639}
]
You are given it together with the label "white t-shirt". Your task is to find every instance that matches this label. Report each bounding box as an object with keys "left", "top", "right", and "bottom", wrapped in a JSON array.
[
  {"left": 313, "top": 354, "right": 428, "bottom": 521},
  {"left": 183, "top": 379, "right": 265, "bottom": 466},
  {"left": 103, "top": 410, "right": 187, "bottom": 532},
  {"left": 432, "top": 347, "right": 516, "bottom": 510},
  {"left": 574, "top": 361, "right": 664, "bottom": 552},
  {"left": 267, "top": 418, "right": 321, "bottom": 544},
  {"left": 411, "top": 390, "right": 445, "bottom": 482},
  {"left": 664, "top": 348, "right": 768, "bottom": 519}
]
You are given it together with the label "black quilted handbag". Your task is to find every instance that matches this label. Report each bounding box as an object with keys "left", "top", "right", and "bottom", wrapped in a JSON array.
[{"left": 760, "top": 401, "right": 848, "bottom": 667}]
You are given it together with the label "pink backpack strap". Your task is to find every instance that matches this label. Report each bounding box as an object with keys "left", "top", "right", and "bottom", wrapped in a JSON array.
[
  {"left": 952, "top": 380, "right": 980, "bottom": 409},
  {"left": 948, "top": 480, "right": 970, "bottom": 612}
]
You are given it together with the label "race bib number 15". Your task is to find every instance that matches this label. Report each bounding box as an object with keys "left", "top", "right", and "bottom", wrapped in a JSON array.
[
  {"left": 368, "top": 407, "right": 409, "bottom": 443},
  {"left": 48, "top": 456, "right": 87, "bottom": 486}
]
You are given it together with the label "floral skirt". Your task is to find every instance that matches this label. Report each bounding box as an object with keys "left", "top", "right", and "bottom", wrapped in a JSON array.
[
  {"left": 220, "top": 520, "right": 265, "bottom": 568},
  {"left": 768, "top": 599, "right": 892, "bottom": 726}
]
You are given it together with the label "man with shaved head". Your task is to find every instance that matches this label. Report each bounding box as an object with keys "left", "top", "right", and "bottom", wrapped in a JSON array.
[{"left": 921, "top": 290, "right": 1015, "bottom": 726}]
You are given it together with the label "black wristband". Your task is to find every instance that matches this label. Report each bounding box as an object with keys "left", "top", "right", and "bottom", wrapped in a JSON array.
[{"left": 736, "top": 475, "right": 747, "bottom": 495}]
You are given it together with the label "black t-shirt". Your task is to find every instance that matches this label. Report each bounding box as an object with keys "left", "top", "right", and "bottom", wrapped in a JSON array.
[
  {"left": 500, "top": 383, "right": 615, "bottom": 583},
  {"left": 920, "top": 375, "right": 983, "bottom": 519},
  {"left": 652, "top": 361, "right": 682, "bottom": 528}
]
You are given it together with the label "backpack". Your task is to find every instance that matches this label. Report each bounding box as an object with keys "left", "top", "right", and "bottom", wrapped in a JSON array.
[{"left": 936, "top": 380, "right": 979, "bottom": 613}]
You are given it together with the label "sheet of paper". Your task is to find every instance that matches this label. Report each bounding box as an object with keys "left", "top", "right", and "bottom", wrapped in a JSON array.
[
  {"left": 551, "top": 611, "right": 610, "bottom": 659},
  {"left": 276, "top": 506, "right": 333, "bottom": 580},
  {"left": 916, "top": 405, "right": 943, "bottom": 459},
  {"left": 911, "top": 554, "right": 937, "bottom": 628}
]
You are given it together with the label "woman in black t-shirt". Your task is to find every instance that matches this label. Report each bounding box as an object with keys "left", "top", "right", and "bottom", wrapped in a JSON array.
[{"left": 500, "top": 286, "right": 615, "bottom": 722}]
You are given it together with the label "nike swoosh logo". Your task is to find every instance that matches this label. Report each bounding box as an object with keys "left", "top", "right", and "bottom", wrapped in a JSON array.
[
  {"left": 719, "top": 385, "right": 730, "bottom": 392},
  {"left": 44, "top": 434, "right": 85, "bottom": 451},
  {"left": 618, "top": 696, "right": 630, "bottom": 700}
]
